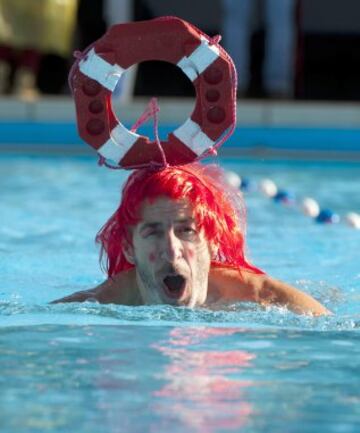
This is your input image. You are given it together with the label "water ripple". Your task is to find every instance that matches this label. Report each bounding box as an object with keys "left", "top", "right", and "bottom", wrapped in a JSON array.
[{"left": 0, "top": 300, "right": 359, "bottom": 332}]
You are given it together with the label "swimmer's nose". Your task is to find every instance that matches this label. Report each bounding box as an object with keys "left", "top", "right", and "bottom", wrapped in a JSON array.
[{"left": 161, "top": 230, "right": 183, "bottom": 263}]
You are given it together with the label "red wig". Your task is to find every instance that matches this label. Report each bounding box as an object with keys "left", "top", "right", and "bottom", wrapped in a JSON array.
[{"left": 96, "top": 163, "right": 264, "bottom": 277}]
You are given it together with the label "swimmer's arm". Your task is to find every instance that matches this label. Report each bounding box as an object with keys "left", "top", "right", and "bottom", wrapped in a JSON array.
[
  {"left": 50, "top": 280, "right": 115, "bottom": 304},
  {"left": 244, "top": 272, "right": 331, "bottom": 316},
  {"left": 210, "top": 267, "right": 330, "bottom": 315},
  {"left": 50, "top": 269, "right": 139, "bottom": 304},
  {"left": 50, "top": 289, "right": 97, "bottom": 303}
]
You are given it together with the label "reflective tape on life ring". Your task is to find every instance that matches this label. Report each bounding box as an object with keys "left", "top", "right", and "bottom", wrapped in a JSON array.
[
  {"left": 177, "top": 36, "right": 219, "bottom": 82},
  {"left": 98, "top": 124, "right": 141, "bottom": 162},
  {"left": 79, "top": 48, "right": 125, "bottom": 92},
  {"left": 173, "top": 118, "right": 215, "bottom": 156},
  {"left": 70, "top": 16, "right": 237, "bottom": 169}
]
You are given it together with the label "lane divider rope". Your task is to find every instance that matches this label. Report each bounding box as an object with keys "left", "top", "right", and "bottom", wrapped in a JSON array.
[{"left": 224, "top": 170, "right": 360, "bottom": 229}]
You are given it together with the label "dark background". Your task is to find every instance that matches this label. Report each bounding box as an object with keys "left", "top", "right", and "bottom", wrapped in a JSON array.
[{"left": 38, "top": 0, "right": 360, "bottom": 101}]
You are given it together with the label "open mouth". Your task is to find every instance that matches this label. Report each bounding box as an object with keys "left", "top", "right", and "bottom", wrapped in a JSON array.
[{"left": 163, "top": 274, "right": 187, "bottom": 299}]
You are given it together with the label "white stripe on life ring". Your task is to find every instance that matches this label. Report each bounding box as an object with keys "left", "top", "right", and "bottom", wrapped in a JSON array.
[
  {"left": 173, "top": 118, "right": 215, "bottom": 155},
  {"left": 177, "top": 36, "right": 219, "bottom": 82},
  {"left": 98, "top": 123, "right": 140, "bottom": 163},
  {"left": 79, "top": 48, "right": 125, "bottom": 92}
]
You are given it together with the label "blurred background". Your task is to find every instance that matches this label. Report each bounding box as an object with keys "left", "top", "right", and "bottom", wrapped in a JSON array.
[
  {"left": 0, "top": 0, "right": 359, "bottom": 162},
  {"left": 0, "top": 0, "right": 359, "bottom": 101}
]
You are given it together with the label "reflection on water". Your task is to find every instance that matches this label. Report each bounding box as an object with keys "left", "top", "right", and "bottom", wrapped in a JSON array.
[
  {"left": 1, "top": 324, "right": 360, "bottom": 433},
  {"left": 151, "top": 327, "right": 255, "bottom": 432}
]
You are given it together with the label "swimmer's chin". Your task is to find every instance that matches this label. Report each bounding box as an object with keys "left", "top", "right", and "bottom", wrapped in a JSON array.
[
  {"left": 160, "top": 294, "right": 193, "bottom": 307},
  {"left": 143, "top": 283, "right": 207, "bottom": 308},
  {"left": 158, "top": 291, "right": 200, "bottom": 308},
  {"left": 176, "top": 293, "right": 208, "bottom": 308}
]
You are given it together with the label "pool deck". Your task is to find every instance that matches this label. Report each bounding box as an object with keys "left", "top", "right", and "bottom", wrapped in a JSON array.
[{"left": 0, "top": 96, "right": 359, "bottom": 161}]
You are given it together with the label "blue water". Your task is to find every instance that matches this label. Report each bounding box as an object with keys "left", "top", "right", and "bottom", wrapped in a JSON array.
[{"left": 1, "top": 154, "right": 360, "bottom": 432}]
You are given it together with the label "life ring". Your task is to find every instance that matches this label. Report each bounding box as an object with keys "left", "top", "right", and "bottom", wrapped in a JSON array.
[{"left": 69, "top": 16, "right": 237, "bottom": 169}]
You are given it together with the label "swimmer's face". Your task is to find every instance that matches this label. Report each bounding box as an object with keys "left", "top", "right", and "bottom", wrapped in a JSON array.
[{"left": 125, "top": 197, "right": 212, "bottom": 307}]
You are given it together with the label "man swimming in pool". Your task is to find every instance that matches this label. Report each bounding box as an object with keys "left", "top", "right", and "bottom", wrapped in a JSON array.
[{"left": 53, "top": 163, "right": 329, "bottom": 315}]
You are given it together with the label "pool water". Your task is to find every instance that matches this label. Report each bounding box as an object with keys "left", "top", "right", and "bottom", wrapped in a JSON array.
[{"left": 1, "top": 154, "right": 360, "bottom": 432}]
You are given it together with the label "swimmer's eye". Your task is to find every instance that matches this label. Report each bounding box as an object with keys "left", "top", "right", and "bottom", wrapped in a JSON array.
[
  {"left": 142, "top": 229, "right": 163, "bottom": 238},
  {"left": 177, "top": 226, "right": 198, "bottom": 239},
  {"left": 139, "top": 223, "right": 164, "bottom": 238},
  {"left": 140, "top": 224, "right": 198, "bottom": 240}
]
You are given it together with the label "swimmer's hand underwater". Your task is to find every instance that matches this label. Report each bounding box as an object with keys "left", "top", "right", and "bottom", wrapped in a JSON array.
[{"left": 51, "top": 267, "right": 330, "bottom": 316}]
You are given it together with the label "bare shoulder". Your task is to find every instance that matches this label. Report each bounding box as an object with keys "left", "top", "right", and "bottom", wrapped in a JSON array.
[
  {"left": 208, "top": 266, "right": 330, "bottom": 316},
  {"left": 208, "top": 266, "right": 262, "bottom": 302},
  {"left": 255, "top": 273, "right": 331, "bottom": 315},
  {"left": 51, "top": 268, "right": 141, "bottom": 305}
]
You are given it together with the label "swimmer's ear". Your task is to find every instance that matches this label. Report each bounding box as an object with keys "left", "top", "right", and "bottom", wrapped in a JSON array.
[{"left": 122, "top": 240, "right": 135, "bottom": 265}]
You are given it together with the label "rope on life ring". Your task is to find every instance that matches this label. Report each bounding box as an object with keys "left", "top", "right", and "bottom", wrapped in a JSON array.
[{"left": 69, "top": 16, "right": 237, "bottom": 170}]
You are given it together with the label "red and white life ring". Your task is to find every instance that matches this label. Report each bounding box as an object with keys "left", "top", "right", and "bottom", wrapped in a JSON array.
[{"left": 69, "top": 16, "right": 237, "bottom": 169}]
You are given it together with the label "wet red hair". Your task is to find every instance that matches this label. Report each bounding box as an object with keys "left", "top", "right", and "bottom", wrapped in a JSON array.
[{"left": 96, "top": 163, "right": 264, "bottom": 277}]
